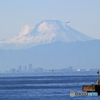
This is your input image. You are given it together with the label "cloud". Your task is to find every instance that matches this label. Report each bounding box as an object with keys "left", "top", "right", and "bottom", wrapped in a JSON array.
[
  {"left": 0, "top": 25, "right": 34, "bottom": 45},
  {"left": 19, "top": 25, "right": 30, "bottom": 36}
]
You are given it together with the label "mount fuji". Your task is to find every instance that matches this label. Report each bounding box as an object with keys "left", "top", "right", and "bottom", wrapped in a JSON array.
[
  {"left": 0, "top": 20, "right": 93, "bottom": 50},
  {"left": 0, "top": 20, "right": 100, "bottom": 71}
]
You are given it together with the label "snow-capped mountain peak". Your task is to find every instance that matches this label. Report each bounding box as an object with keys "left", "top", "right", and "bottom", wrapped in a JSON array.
[{"left": 0, "top": 20, "right": 94, "bottom": 49}]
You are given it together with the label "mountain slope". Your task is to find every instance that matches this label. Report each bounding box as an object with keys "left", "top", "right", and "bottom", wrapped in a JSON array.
[
  {"left": 29, "top": 20, "right": 93, "bottom": 42},
  {"left": 0, "top": 40, "right": 100, "bottom": 72}
]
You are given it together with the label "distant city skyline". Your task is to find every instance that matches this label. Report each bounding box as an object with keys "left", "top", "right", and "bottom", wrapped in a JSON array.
[
  {"left": 8, "top": 65, "right": 100, "bottom": 73},
  {"left": 0, "top": 0, "right": 100, "bottom": 41}
]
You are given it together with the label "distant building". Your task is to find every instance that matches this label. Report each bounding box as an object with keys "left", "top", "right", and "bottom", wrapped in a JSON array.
[
  {"left": 60, "top": 68, "right": 69, "bottom": 72},
  {"left": 73, "top": 69, "right": 77, "bottom": 71},
  {"left": 34, "top": 67, "right": 43, "bottom": 72},
  {"left": 23, "top": 66, "right": 27, "bottom": 72},
  {"left": 80, "top": 68, "right": 86, "bottom": 71},
  {"left": 69, "top": 66, "right": 73, "bottom": 71},
  {"left": 86, "top": 69, "right": 90, "bottom": 71},
  {"left": 17, "top": 65, "right": 22, "bottom": 72},
  {"left": 29, "top": 63, "right": 32, "bottom": 72},
  {"left": 77, "top": 69, "right": 80, "bottom": 71},
  {"left": 10, "top": 68, "right": 16, "bottom": 73}
]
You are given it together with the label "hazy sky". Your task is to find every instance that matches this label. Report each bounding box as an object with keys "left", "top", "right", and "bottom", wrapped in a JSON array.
[{"left": 0, "top": 0, "right": 100, "bottom": 41}]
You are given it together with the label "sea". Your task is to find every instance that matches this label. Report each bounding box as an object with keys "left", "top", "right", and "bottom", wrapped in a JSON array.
[{"left": 0, "top": 71, "right": 100, "bottom": 100}]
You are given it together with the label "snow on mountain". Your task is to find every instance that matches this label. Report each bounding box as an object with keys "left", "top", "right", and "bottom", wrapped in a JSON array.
[
  {"left": 29, "top": 20, "right": 93, "bottom": 43},
  {"left": 0, "top": 20, "right": 94, "bottom": 49}
]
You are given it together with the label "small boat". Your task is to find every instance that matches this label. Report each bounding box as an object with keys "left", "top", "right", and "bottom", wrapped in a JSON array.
[{"left": 82, "top": 70, "right": 100, "bottom": 95}]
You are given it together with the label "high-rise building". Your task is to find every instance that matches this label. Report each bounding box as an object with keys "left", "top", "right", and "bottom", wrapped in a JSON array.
[
  {"left": 29, "top": 63, "right": 32, "bottom": 72},
  {"left": 23, "top": 66, "right": 27, "bottom": 72},
  {"left": 17, "top": 65, "right": 22, "bottom": 72}
]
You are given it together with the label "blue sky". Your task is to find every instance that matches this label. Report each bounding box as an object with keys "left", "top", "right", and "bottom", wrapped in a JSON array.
[{"left": 0, "top": 0, "right": 100, "bottom": 40}]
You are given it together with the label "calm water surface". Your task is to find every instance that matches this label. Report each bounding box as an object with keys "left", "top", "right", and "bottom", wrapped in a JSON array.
[{"left": 0, "top": 72, "right": 99, "bottom": 100}]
